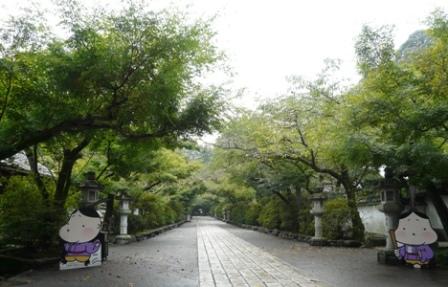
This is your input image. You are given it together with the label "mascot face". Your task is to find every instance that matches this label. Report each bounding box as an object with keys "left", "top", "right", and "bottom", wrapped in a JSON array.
[
  {"left": 395, "top": 212, "right": 437, "bottom": 245},
  {"left": 59, "top": 209, "right": 101, "bottom": 243}
]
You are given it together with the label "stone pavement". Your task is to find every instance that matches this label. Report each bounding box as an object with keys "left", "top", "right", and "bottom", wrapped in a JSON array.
[
  {"left": 222, "top": 219, "right": 448, "bottom": 287},
  {"left": 197, "top": 219, "right": 322, "bottom": 287},
  {"left": 2, "top": 217, "right": 448, "bottom": 287},
  {"left": 1, "top": 221, "right": 199, "bottom": 287}
]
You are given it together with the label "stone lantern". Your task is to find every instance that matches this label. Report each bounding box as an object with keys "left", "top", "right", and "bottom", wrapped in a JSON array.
[
  {"left": 310, "top": 187, "right": 327, "bottom": 245},
  {"left": 79, "top": 171, "right": 103, "bottom": 207},
  {"left": 377, "top": 167, "right": 403, "bottom": 264},
  {"left": 79, "top": 171, "right": 109, "bottom": 260},
  {"left": 116, "top": 190, "right": 133, "bottom": 244}
]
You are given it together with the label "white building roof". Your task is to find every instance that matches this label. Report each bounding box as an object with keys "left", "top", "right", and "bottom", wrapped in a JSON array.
[{"left": 0, "top": 151, "right": 52, "bottom": 176}]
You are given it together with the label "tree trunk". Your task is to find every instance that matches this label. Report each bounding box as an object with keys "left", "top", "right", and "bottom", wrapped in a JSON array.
[
  {"left": 53, "top": 136, "right": 91, "bottom": 209},
  {"left": 271, "top": 189, "right": 299, "bottom": 232},
  {"left": 341, "top": 178, "right": 365, "bottom": 242},
  {"left": 53, "top": 153, "right": 77, "bottom": 208},
  {"left": 25, "top": 145, "right": 49, "bottom": 202},
  {"left": 103, "top": 194, "right": 115, "bottom": 233},
  {"left": 294, "top": 186, "right": 302, "bottom": 232}
]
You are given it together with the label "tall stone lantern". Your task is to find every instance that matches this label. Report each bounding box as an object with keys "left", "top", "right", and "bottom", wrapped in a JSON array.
[
  {"left": 377, "top": 167, "right": 403, "bottom": 264},
  {"left": 116, "top": 190, "right": 133, "bottom": 244},
  {"left": 310, "top": 187, "right": 327, "bottom": 245},
  {"left": 79, "top": 171, "right": 103, "bottom": 207},
  {"left": 79, "top": 171, "right": 109, "bottom": 260}
]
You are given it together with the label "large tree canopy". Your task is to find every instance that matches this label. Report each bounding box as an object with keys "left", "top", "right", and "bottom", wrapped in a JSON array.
[{"left": 0, "top": 0, "right": 223, "bottom": 160}]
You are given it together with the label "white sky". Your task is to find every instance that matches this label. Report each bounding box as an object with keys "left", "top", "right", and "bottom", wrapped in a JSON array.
[
  {"left": 1, "top": 0, "right": 447, "bottom": 143},
  {"left": 1, "top": 0, "right": 447, "bottom": 106}
]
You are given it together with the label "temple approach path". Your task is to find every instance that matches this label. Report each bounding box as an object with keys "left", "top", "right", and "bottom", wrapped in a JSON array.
[{"left": 2, "top": 217, "right": 448, "bottom": 287}]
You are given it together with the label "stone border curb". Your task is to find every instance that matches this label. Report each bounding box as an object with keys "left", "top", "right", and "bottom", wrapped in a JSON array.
[{"left": 219, "top": 218, "right": 362, "bottom": 248}]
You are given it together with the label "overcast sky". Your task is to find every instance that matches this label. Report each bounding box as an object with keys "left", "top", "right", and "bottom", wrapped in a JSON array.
[
  {"left": 1, "top": 0, "right": 447, "bottom": 143},
  {"left": 1, "top": 0, "right": 447, "bottom": 108}
]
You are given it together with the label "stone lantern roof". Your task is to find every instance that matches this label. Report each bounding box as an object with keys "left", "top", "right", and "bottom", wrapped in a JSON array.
[{"left": 79, "top": 171, "right": 104, "bottom": 191}]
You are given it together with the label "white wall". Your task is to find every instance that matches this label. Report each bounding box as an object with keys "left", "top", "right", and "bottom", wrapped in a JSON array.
[
  {"left": 358, "top": 197, "right": 448, "bottom": 237},
  {"left": 358, "top": 205, "right": 385, "bottom": 235}
]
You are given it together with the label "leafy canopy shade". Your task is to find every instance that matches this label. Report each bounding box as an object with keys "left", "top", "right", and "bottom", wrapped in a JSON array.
[{"left": 0, "top": 0, "right": 223, "bottom": 160}]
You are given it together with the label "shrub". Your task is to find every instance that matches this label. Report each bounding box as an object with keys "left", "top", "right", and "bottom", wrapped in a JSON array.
[
  {"left": 169, "top": 199, "right": 185, "bottom": 222},
  {"left": 278, "top": 195, "right": 299, "bottom": 232},
  {"left": 436, "top": 248, "right": 448, "bottom": 267},
  {"left": 229, "top": 202, "right": 247, "bottom": 224},
  {"left": 298, "top": 194, "right": 314, "bottom": 236},
  {"left": 128, "top": 213, "right": 145, "bottom": 234},
  {"left": 244, "top": 201, "right": 261, "bottom": 225},
  {"left": 298, "top": 206, "right": 314, "bottom": 236},
  {"left": 132, "top": 193, "right": 168, "bottom": 230},
  {"left": 126, "top": 193, "right": 186, "bottom": 233},
  {"left": 257, "top": 196, "right": 299, "bottom": 231},
  {"left": 322, "top": 197, "right": 352, "bottom": 240},
  {"left": 212, "top": 202, "right": 227, "bottom": 219},
  {"left": 162, "top": 204, "right": 176, "bottom": 225},
  {"left": 258, "top": 198, "right": 282, "bottom": 229},
  {"left": 0, "top": 176, "right": 61, "bottom": 250}
]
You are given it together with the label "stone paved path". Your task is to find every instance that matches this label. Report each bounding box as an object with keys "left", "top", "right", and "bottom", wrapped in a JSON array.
[
  {"left": 1, "top": 221, "right": 199, "bottom": 287},
  {"left": 197, "top": 220, "right": 322, "bottom": 287},
  {"left": 3, "top": 217, "right": 448, "bottom": 287}
]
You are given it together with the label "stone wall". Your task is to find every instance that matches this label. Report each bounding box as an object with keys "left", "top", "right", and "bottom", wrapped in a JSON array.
[
  {"left": 358, "top": 196, "right": 448, "bottom": 240},
  {"left": 358, "top": 204, "right": 385, "bottom": 235}
]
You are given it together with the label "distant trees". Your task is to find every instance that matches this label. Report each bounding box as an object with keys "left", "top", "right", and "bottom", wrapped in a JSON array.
[{"left": 203, "top": 10, "right": 448, "bottom": 242}]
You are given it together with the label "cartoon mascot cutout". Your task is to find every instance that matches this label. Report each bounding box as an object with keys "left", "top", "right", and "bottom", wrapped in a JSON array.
[
  {"left": 59, "top": 206, "right": 102, "bottom": 270},
  {"left": 392, "top": 211, "right": 438, "bottom": 268}
]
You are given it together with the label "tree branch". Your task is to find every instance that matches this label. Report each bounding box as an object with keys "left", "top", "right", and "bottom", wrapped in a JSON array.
[
  {"left": 54, "top": 135, "right": 92, "bottom": 207},
  {"left": 143, "top": 180, "right": 162, "bottom": 191},
  {"left": 96, "top": 140, "right": 112, "bottom": 180},
  {"left": 272, "top": 190, "right": 291, "bottom": 206},
  {"left": 353, "top": 165, "right": 369, "bottom": 188},
  {"left": 294, "top": 116, "right": 308, "bottom": 148},
  {"left": 0, "top": 116, "right": 114, "bottom": 160},
  {"left": 0, "top": 67, "right": 13, "bottom": 124},
  {"left": 25, "top": 145, "right": 49, "bottom": 201}
]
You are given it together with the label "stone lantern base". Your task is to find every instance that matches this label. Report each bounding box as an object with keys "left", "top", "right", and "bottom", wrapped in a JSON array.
[
  {"left": 115, "top": 234, "right": 135, "bottom": 245},
  {"left": 309, "top": 238, "right": 328, "bottom": 246},
  {"left": 377, "top": 249, "right": 400, "bottom": 265}
]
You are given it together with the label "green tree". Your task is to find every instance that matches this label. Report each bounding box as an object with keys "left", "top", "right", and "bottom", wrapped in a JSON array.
[
  {"left": 0, "top": 0, "right": 223, "bottom": 161},
  {"left": 346, "top": 11, "right": 448, "bottom": 233},
  {"left": 210, "top": 111, "right": 318, "bottom": 233},
  {"left": 215, "top": 63, "right": 368, "bottom": 241},
  {"left": 0, "top": 0, "right": 225, "bottom": 249}
]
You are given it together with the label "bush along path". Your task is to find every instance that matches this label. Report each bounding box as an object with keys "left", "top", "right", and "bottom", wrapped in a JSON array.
[{"left": 219, "top": 218, "right": 362, "bottom": 248}]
